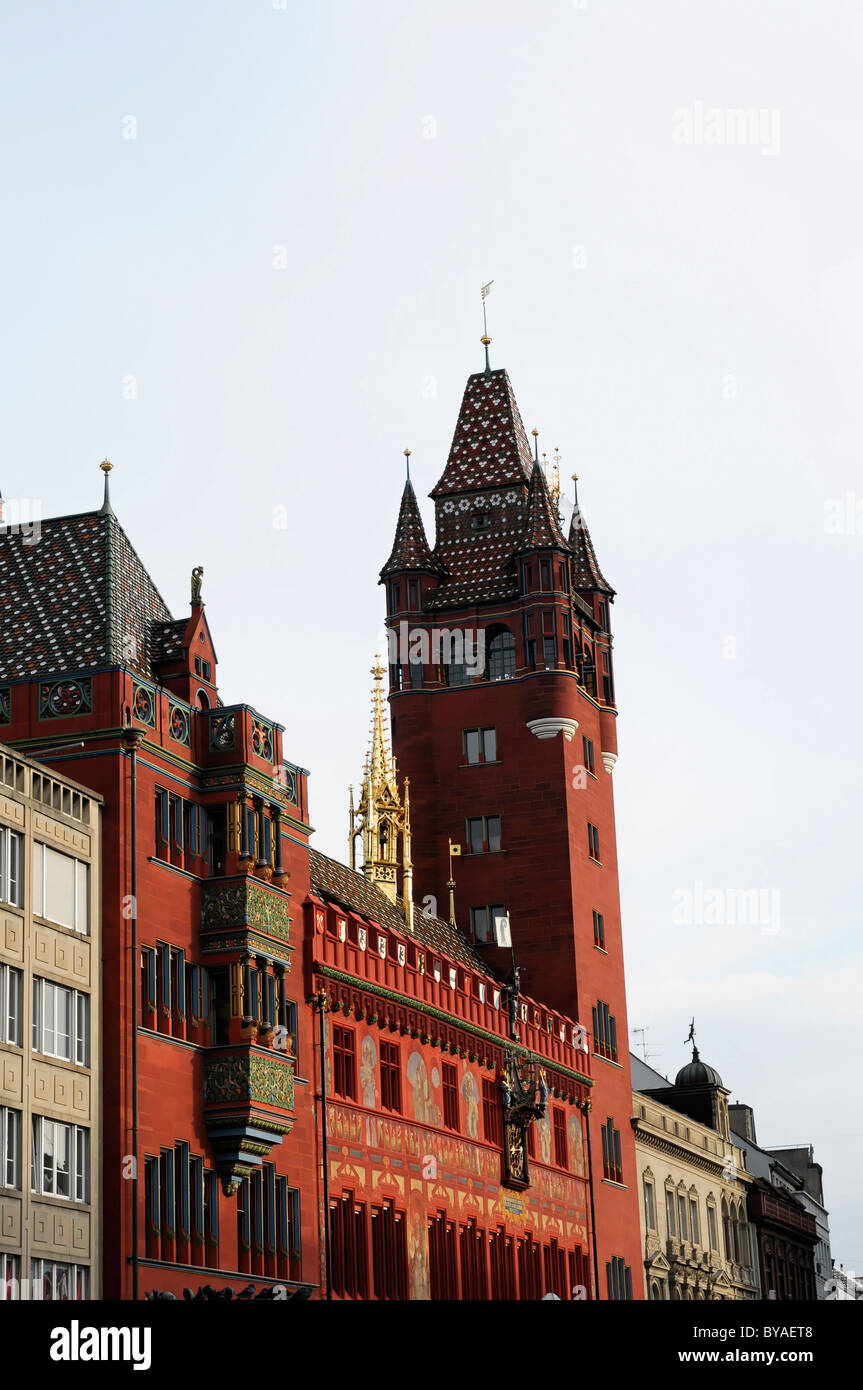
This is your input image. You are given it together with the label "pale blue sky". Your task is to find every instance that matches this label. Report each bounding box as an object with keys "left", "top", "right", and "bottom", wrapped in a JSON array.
[{"left": 2, "top": 1, "right": 861, "bottom": 1271}]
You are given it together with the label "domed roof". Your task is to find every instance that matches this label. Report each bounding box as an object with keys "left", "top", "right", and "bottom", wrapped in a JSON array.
[{"left": 675, "top": 1046, "right": 723, "bottom": 1089}]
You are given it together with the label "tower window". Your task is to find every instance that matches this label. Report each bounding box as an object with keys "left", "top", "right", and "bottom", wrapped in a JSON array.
[
  {"left": 582, "top": 736, "right": 595, "bottom": 774},
  {"left": 521, "top": 563, "right": 533, "bottom": 591},
  {"left": 592, "top": 910, "right": 605, "bottom": 949},
  {"left": 408, "top": 580, "right": 419, "bottom": 609},
  {"left": 487, "top": 626, "right": 516, "bottom": 681},
  {"left": 463, "top": 728, "right": 496, "bottom": 764},
  {"left": 539, "top": 560, "right": 551, "bottom": 590},
  {"left": 587, "top": 823, "right": 600, "bottom": 861},
  {"left": 471, "top": 513, "right": 490, "bottom": 532},
  {"left": 467, "top": 816, "right": 501, "bottom": 854},
  {"left": 469, "top": 904, "right": 505, "bottom": 943},
  {"left": 592, "top": 1001, "right": 617, "bottom": 1060},
  {"left": 601, "top": 1117, "right": 622, "bottom": 1182}
]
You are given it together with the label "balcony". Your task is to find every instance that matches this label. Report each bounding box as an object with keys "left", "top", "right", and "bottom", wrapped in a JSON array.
[
  {"left": 203, "top": 1047, "right": 295, "bottom": 1194},
  {"left": 201, "top": 878, "right": 294, "bottom": 968}
]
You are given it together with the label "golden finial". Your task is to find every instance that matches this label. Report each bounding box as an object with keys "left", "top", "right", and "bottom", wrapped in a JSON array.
[
  {"left": 545, "top": 447, "right": 561, "bottom": 512},
  {"left": 531, "top": 428, "right": 540, "bottom": 465},
  {"left": 572, "top": 471, "right": 579, "bottom": 505},
  {"left": 404, "top": 448, "right": 412, "bottom": 484},
  {"left": 100, "top": 458, "right": 113, "bottom": 475}
]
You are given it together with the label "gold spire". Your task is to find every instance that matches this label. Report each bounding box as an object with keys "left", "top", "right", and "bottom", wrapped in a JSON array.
[
  {"left": 544, "top": 447, "right": 561, "bottom": 512},
  {"left": 351, "top": 656, "right": 414, "bottom": 925}
]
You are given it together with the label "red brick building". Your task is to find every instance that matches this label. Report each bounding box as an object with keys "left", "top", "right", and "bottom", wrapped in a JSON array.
[{"left": 378, "top": 347, "right": 644, "bottom": 1295}]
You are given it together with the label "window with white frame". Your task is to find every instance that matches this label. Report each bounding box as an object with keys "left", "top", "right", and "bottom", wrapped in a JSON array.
[
  {"left": 33, "top": 842, "right": 89, "bottom": 934},
  {"left": 0, "top": 828, "right": 22, "bottom": 908},
  {"left": 1, "top": 1107, "right": 21, "bottom": 1190},
  {"left": 0, "top": 964, "right": 22, "bottom": 1046},
  {"left": 0, "top": 1252, "right": 20, "bottom": 1301},
  {"left": 30, "top": 1116, "right": 89, "bottom": 1203},
  {"left": 32, "top": 977, "right": 89, "bottom": 1066},
  {"left": 30, "top": 1259, "right": 89, "bottom": 1301}
]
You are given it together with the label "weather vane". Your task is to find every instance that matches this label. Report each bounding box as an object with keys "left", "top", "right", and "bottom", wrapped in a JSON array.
[{"left": 481, "top": 281, "right": 494, "bottom": 372}]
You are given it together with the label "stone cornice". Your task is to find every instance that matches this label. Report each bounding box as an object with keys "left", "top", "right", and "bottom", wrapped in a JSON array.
[{"left": 634, "top": 1120, "right": 753, "bottom": 1185}]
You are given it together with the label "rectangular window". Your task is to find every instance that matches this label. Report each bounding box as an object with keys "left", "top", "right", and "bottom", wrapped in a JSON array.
[
  {"left": 31, "top": 1259, "right": 89, "bottom": 1302},
  {"left": 33, "top": 842, "right": 89, "bottom": 933},
  {"left": 0, "top": 964, "right": 22, "bottom": 1046},
  {"left": 677, "top": 1193, "right": 688, "bottom": 1242},
  {"left": 31, "top": 1116, "right": 89, "bottom": 1203},
  {"left": 601, "top": 1117, "right": 622, "bottom": 1182},
  {"left": 469, "top": 904, "right": 505, "bottom": 944},
  {"left": 482, "top": 1077, "right": 502, "bottom": 1146},
  {"left": 592, "top": 910, "right": 605, "bottom": 949},
  {"left": 689, "top": 1197, "right": 700, "bottom": 1246},
  {"left": 379, "top": 1041, "right": 401, "bottom": 1114},
  {"left": 644, "top": 1180, "right": 656, "bottom": 1231},
  {"left": 0, "top": 1252, "right": 20, "bottom": 1301},
  {"left": 371, "top": 1199, "right": 408, "bottom": 1300},
  {"left": 428, "top": 1211, "right": 458, "bottom": 1299},
  {"left": 32, "top": 977, "right": 89, "bottom": 1065},
  {"left": 665, "top": 1188, "right": 676, "bottom": 1238},
  {"left": 582, "top": 736, "right": 595, "bottom": 773},
  {"left": 467, "top": 816, "right": 501, "bottom": 854},
  {"left": 553, "top": 1108, "right": 568, "bottom": 1169},
  {"left": 333, "top": 1025, "right": 356, "bottom": 1101},
  {"left": 605, "top": 1256, "right": 632, "bottom": 1301},
  {"left": 0, "top": 1107, "right": 21, "bottom": 1190},
  {"left": 591, "top": 1001, "right": 618, "bottom": 1060},
  {"left": 458, "top": 1218, "right": 489, "bottom": 1300},
  {"left": 463, "top": 727, "right": 497, "bottom": 765},
  {"left": 587, "top": 822, "right": 600, "bottom": 861},
  {"left": 442, "top": 1063, "right": 459, "bottom": 1131},
  {"left": 0, "top": 828, "right": 22, "bottom": 907},
  {"left": 277, "top": 990, "right": 298, "bottom": 1069},
  {"left": 330, "top": 1191, "right": 368, "bottom": 1300},
  {"left": 707, "top": 1204, "right": 718, "bottom": 1251}
]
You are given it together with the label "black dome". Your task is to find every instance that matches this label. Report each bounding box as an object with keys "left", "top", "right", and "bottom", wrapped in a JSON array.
[{"left": 675, "top": 1047, "right": 723, "bottom": 1089}]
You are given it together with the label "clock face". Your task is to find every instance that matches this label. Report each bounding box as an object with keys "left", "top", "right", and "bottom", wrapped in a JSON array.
[{"left": 49, "top": 681, "right": 84, "bottom": 716}]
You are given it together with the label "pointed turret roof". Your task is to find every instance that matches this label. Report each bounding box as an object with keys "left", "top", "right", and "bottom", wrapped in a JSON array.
[
  {"left": 380, "top": 479, "right": 442, "bottom": 580},
  {"left": 515, "top": 459, "right": 570, "bottom": 553},
  {"left": 431, "top": 367, "right": 534, "bottom": 498},
  {"left": 0, "top": 475, "right": 174, "bottom": 681},
  {"left": 568, "top": 497, "right": 614, "bottom": 595}
]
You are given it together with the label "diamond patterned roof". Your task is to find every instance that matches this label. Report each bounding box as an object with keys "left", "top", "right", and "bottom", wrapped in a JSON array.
[
  {"left": 515, "top": 460, "right": 569, "bottom": 553},
  {"left": 430, "top": 368, "right": 534, "bottom": 498},
  {"left": 309, "top": 847, "right": 495, "bottom": 977},
  {"left": 568, "top": 503, "right": 614, "bottom": 595},
  {"left": 0, "top": 510, "right": 174, "bottom": 680},
  {"left": 380, "top": 480, "right": 442, "bottom": 580}
]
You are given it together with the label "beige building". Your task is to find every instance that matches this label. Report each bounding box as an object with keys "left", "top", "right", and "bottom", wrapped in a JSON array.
[
  {"left": 632, "top": 1050, "right": 760, "bottom": 1301},
  {"left": 0, "top": 742, "right": 101, "bottom": 1301}
]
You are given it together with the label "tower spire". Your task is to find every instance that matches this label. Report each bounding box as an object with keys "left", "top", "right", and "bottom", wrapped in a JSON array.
[
  {"left": 351, "top": 655, "right": 413, "bottom": 915},
  {"left": 99, "top": 458, "right": 114, "bottom": 516}
]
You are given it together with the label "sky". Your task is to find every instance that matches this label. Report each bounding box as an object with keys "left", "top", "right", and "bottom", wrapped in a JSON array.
[{"left": 2, "top": 0, "right": 861, "bottom": 1271}]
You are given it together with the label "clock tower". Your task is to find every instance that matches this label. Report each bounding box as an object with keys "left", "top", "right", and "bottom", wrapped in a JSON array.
[{"left": 378, "top": 342, "right": 643, "bottom": 1297}]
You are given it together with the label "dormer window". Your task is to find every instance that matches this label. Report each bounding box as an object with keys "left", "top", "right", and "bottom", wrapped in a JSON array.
[
  {"left": 471, "top": 513, "right": 490, "bottom": 532},
  {"left": 194, "top": 657, "right": 211, "bottom": 681}
]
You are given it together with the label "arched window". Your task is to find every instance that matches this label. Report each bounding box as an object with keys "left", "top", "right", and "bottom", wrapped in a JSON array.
[
  {"left": 649, "top": 1280, "right": 662, "bottom": 1301},
  {"left": 487, "top": 626, "right": 516, "bottom": 681},
  {"left": 196, "top": 689, "right": 210, "bottom": 710}
]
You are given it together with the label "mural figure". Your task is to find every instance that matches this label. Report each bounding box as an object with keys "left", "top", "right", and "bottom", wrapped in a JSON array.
[
  {"left": 461, "top": 1068, "right": 479, "bottom": 1139},
  {"left": 408, "top": 1190, "right": 430, "bottom": 1301},
  {"left": 407, "top": 1052, "right": 441, "bottom": 1126},
  {"left": 360, "top": 1034, "right": 377, "bottom": 1108},
  {"left": 568, "top": 1111, "right": 585, "bottom": 1175},
  {"left": 537, "top": 1105, "right": 552, "bottom": 1166}
]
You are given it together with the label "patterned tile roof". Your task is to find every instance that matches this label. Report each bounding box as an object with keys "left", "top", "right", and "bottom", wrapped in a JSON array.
[
  {"left": 515, "top": 460, "right": 570, "bottom": 553},
  {"left": 430, "top": 368, "right": 534, "bottom": 498},
  {"left": 379, "top": 480, "right": 443, "bottom": 580},
  {"left": 309, "top": 847, "right": 495, "bottom": 977},
  {"left": 153, "top": 619, "right": 188, "bottom": 663},
  {"left": 568, "top": 503, "right": 614, "bottom": 595},
  {"left": 0, "top": 510, "right": 174, "bottom": 680}
]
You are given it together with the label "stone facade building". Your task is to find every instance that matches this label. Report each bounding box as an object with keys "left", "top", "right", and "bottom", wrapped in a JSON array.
[{"left": 0, "top": 742, "right": 101, "bottom": 1300}]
